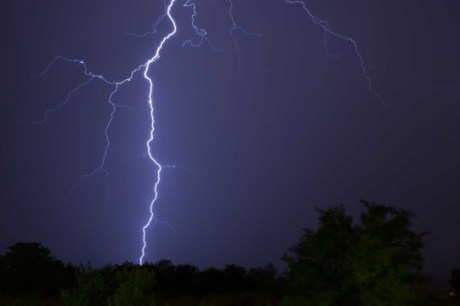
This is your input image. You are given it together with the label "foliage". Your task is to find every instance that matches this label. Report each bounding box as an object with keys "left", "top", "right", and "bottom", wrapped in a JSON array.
[
  {"left": 283, "top": 200, "right": 429, "bottom": 306},
  {"left": 60, "top": 263, "right": 156, "bottom": 306},
  {"left": 59, "top": 259, "right": 283, "bottom": 305},
  {"left": 60, "top": 263, "right": 114, "bottom": 305},
  {"left": 110, "top": 264, "right": 156, "bottom": 306},
  {"left": 0, "top": 242, "right": 75, "bottom": 297},
  {"left": 151, "top": 260, "right": 281, "bottom": 296},
  {"left": 247, "top": 264, "right": 279, "bottom": 291},
  {"left": 1, "top": 245, "right": 284, "bottom": 304}
]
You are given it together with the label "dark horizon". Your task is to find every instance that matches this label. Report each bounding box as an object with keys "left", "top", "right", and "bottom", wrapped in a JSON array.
[{"left": 1, "top": 0, "right": 459, "bottom": 287}]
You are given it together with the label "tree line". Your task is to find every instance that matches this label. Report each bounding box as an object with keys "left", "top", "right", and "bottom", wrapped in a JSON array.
[
  {"left": 0, "top": 200, "right": 458, "bottom": 305},
  {"left": 0, "top": 242, "right": 283, "bottom": 305}
]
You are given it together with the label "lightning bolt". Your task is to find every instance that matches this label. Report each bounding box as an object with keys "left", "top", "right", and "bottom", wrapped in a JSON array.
[
  {"left": 27, "top": 0, "right": 385, "bottom": 267},
  {"left": 140, "top": 0, "right": 178, "bottom": 265},
  {"left": 181, "top": 0, "right": 261, "bottom": 72},
  {"left": 182, "top": 0, "right": 222, "bottom": 51},
  {"left": 27, "top": 58, "right": 133, "bottom": 207},
  {"left": 29, "top": 1, "right": 178, "bottom": 265},
  {"left": 64, "top": 86, "right": 120, "bottom": 208},
  {"left": 126, "top": 1, "right": 167, "bottom": 38},
  {"left": 283, "top": 0, "right": 386, "bottom": 109},
  {"left": 227, "top": 0, "right": 261, "bottom": 72}
]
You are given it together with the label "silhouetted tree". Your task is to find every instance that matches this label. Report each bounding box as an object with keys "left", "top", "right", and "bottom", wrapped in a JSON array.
[
  {"left": 151, "top": 259, "right": 177, "bottom": 295},
  {"left": 0, "top": 242, "right": 75, "bottom": 297},
  {"left": 201, "top": 267, "right": 225, "bottom": 293},
  {"left": 174, "top": 264, "right": 200, "bottom": 294},
  {"left": 450, "top": 268, "right": 460, "bottom": 296},
  {"left": 223, "top": 264, "right": 247, "bottom": 291},
  {"left": 283, "top": 200, "right": 429, "bottom": 306},
  {"left": 0, "top": 242, "right": 285, "bottom": 304},
  {"left": 248, "top": 264, "right": 278, "bottom": 292}
]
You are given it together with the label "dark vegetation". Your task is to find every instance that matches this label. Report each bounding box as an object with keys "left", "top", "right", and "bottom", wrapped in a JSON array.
[
  {"left": 0, "top": 200, "right": 458, "bottom": 305},
  {"left": 451, "top": 268, "right": 460, "bottom": 296},
  {"left": 0, "top": 243, "right": 283, "bottom": 305},
  {"left": 282, "top": 201, "right": 430, "bottom": 305}
]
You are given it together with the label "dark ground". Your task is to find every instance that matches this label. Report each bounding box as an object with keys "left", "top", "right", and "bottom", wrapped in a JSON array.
[{"left": 0, "top": 291, "right": 459, "bottom": 306}]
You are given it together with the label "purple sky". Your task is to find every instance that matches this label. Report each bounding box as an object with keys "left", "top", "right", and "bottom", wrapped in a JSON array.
[{"left": 1, "top": 0, "right": 459, "bottom": 282}]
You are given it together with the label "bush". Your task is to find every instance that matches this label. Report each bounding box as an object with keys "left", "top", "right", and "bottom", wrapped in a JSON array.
[{"left": 283, "top": 200, "right": 429, "bottom": 306}]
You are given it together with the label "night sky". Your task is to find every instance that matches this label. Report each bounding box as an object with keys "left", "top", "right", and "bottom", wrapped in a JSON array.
[{"left": 1, "top": 0, "right": 459, "bottom": 282}]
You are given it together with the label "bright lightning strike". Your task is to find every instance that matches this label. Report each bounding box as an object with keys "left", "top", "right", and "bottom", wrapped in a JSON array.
[
  {"left": 140, "top": 0, "right": 178, "bottom": 265},
  {"left": 27, "top": 0, "right": 385, "bottom": 267},
  {"left": 30, "top": 1, "right": 178, "bottom": 265}
]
